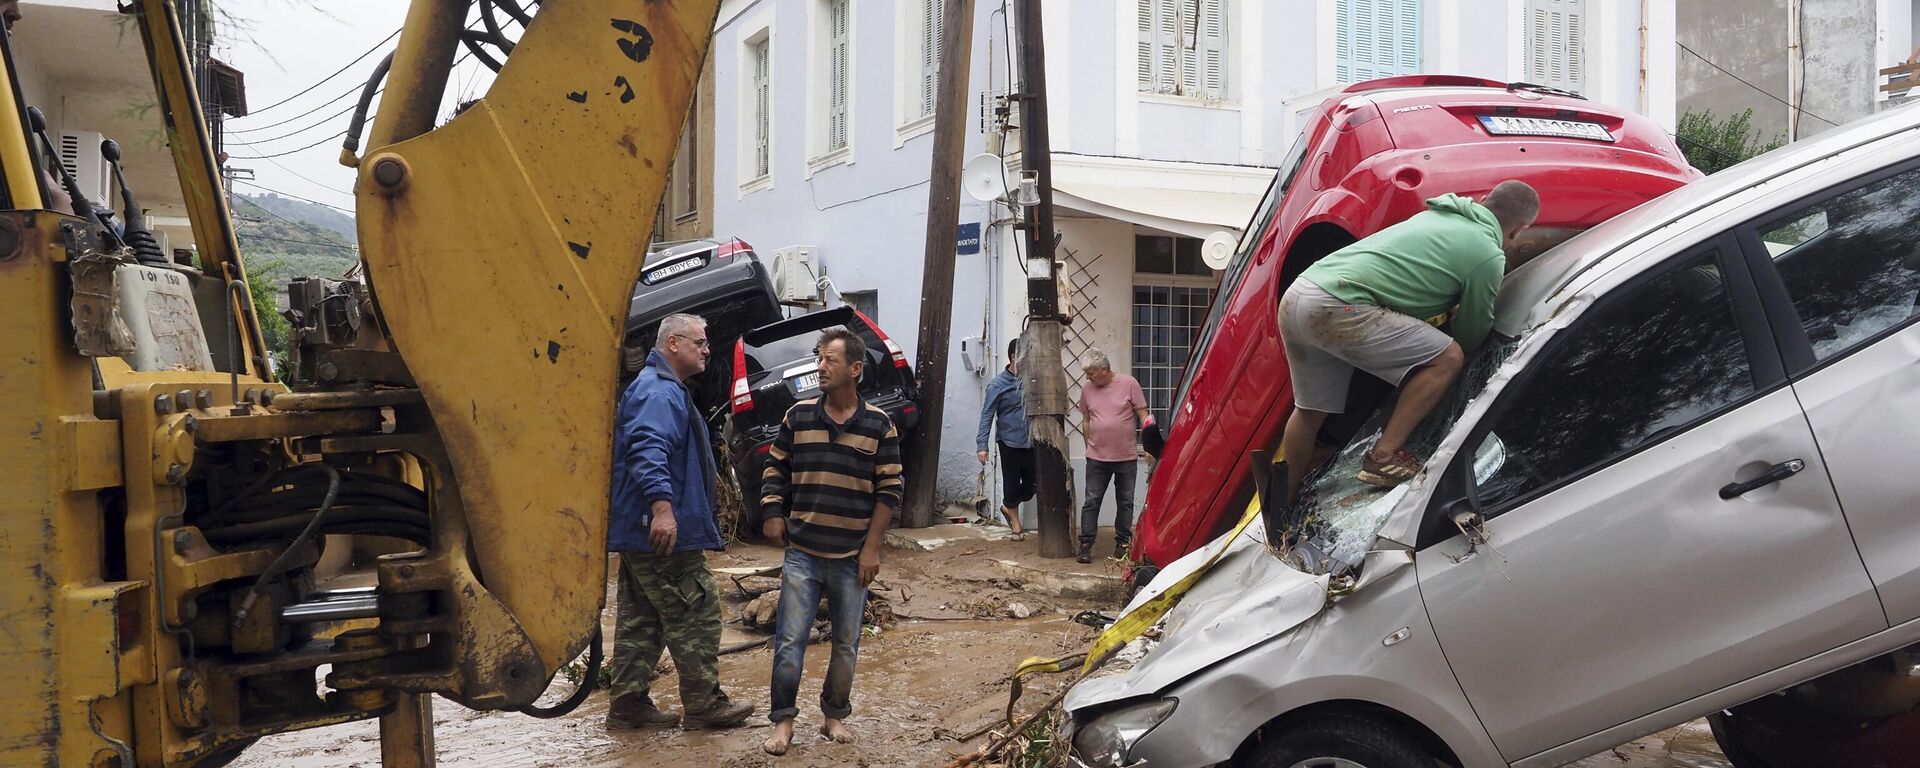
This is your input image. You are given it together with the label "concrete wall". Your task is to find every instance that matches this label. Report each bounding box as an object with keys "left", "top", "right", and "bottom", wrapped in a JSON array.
[
  {"left": 661, "top": 51, "right": 717, "bottom": 242},
  {"left": 1678, "top": 0, "right": 1882, "bottom": 142}
]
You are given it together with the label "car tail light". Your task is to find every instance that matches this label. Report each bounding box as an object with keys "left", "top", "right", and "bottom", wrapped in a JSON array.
[
  {"left": 730, "top": 340, "right": 753, "bottom": 414},
  {"left": 714, "top": 237, "right": 752, "bottom": 261},
  {"left": 851, "top": 309, "right": 911, "bottom": 370},
  {"left": 755, "top": 444, "right": 771, "bottom": 454}
]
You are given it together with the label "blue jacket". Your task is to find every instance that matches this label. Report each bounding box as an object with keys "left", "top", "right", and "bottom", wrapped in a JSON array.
[
  {"left": 609, "top": 350, "right": 723, "bottom": 553},
  {"left": 977, "top": 367, "right": 1030, "bottom": 451}
]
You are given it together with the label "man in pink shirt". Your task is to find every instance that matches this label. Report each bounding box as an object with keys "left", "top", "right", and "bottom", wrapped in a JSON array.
[{"left": 1075, "top": 350, "right": 1152, "bottom": 563}]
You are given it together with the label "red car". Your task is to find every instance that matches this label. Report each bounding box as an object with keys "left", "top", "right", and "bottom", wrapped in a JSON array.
[{"left": 1131, "top": 75, "right": 1701, "bottom": 574}]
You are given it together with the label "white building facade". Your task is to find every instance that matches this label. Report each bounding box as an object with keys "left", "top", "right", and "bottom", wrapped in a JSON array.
[{"left": 708, "top": 0, "right": 1681, "bottom": 514}]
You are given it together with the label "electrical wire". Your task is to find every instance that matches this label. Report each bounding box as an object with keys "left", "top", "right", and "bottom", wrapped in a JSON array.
[
  {"left": 237, "top": 189, "right": 356, "bottom": 245},
  {"left": 227, "top": 126, "right": 358, "bottom": 160},
  {"left": 240, "top": 233, "right": 357, "bottom": 251},
  {"left": 247, "top": 28, "right": 403, "bottom": 115},
  {"left": 229, "top": 80, "right": 370, "bottom": 134},
  {"left": 231, "top": 91, "right": 382, "bottom": 144},
  {"left": 1676, "top": 41, "right": 1837, "bottom": 128},
  {"left": 233, "top": 179, "right": 354, "bottom": 215}
]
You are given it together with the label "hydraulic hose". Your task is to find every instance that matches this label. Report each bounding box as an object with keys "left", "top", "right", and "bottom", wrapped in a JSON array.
[
  {"left": 233, "top": 465, "right": 341, "bottom": 624},
  {"left": 513, "top": 625, "right": 603, "bottom": 719}
]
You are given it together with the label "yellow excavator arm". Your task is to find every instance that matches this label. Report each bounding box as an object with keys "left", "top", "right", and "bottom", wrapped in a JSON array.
[{"left": 0, "top": 0, "right": 717, "bottom": 765}]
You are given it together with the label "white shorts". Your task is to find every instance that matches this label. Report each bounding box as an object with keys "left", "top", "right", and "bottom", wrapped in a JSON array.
[{"left": 1278, "top": 280, "right": 1454, "bottom": 414}]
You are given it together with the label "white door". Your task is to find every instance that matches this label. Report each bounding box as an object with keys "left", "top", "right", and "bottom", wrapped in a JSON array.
[
  {"left": 1746, "top": 164, "right": 1920, "bottom": 625},
  {"left": 1416, "top": 242, "right": 1885, "bottom": 762}
]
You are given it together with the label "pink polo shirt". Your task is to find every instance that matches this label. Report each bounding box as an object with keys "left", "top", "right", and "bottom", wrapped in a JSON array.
[{"left": 1079, "top": 373, "right": 1147, "bottom": 463}]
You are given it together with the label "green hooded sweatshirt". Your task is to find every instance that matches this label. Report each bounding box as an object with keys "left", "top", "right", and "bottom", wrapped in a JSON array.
[{"left": 1298, "top": 193, "right": 1506, "bottom": 352}]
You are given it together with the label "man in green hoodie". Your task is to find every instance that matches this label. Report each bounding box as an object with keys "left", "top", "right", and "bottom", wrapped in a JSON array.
[{"left": 1278, "top": 180, "right": 1539, "bottom": 503}]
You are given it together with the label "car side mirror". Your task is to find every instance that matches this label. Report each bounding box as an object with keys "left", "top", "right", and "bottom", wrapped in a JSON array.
[{"left": 1444, "top": 497, "right": 1490, "bottom": 547}]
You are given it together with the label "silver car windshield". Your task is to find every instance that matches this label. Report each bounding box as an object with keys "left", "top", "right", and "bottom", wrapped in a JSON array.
[{"left": 1276, "top": 335, "right": 1519, "bottom": 576}]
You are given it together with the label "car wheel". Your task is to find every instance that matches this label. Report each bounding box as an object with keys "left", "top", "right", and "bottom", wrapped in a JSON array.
[
  {"left": 1706, "top": 712, "right": 1779, "bottom": 768},
  {"left": 1245, "top": 711, "right": 1433, "bottom": 768}
]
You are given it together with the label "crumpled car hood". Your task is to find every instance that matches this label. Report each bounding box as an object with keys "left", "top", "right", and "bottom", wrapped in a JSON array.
[{"left": 1067, "top": 527, "right": 1330, "bottom": 711}]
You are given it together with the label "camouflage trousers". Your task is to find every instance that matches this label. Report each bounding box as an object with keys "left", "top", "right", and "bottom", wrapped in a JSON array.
[{"left": 609, "top": 550, "right": 723, "bottom": 711}]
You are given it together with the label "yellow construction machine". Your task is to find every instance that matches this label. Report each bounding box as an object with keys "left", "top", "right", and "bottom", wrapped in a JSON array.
[{"left": 1, "top": 0, "right": 718, "bottom": 764}]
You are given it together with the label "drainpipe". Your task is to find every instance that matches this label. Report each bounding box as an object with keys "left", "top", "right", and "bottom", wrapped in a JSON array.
[
  {"left": 1638, "top": 0, "right": 1650, "bottom": 115},
  {"left": 1788, "top": 0, "right": 1804, "bottom": 141}
]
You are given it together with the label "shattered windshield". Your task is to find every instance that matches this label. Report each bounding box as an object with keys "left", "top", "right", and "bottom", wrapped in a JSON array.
[{"left": 1276, "top": 334, "right": 1521, "bottom": 576}]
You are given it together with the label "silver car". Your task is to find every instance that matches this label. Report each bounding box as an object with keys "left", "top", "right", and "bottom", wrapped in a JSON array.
[{"left": 1065, "top": 102, "right": 1920, "bottom": 768}]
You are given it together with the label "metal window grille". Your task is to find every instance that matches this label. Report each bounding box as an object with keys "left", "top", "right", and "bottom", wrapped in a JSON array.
[{"left": 1131, "top": 282, "right": 1215, "bottom": 425}]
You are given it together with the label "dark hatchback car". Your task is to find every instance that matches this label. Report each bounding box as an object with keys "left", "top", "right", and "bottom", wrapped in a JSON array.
[
  {"left": 622, "top": 238, "right": 784, "bottom": 419},
  {"left": 725, "top": 306, "right": 920, "bottom": 528}
]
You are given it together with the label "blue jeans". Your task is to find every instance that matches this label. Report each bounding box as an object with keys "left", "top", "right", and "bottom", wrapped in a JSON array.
[
  {"left": 768, "top": 547, "right": 866, "bottom": 723},
  {"left": 1079, "top": 459, "right": 1137, "bottom": 550}
]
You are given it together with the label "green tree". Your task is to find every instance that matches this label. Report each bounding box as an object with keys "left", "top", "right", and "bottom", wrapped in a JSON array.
[
  {"left": 245, "top": 256, "right": 291, "bottom": 380},
  {"left": 1675, "top": 108, "right": 1784, "bottom": 175}
]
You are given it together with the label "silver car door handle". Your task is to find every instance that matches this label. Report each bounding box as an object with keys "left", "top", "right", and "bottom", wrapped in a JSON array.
[{"left": 1719, "top": 459, "right": 1807, "bottom": 500}]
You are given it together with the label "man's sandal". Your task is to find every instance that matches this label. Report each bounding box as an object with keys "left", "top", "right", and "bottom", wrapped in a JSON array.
[{"left": 1357, "top": 449, "right": 1424, "bottom": 488}]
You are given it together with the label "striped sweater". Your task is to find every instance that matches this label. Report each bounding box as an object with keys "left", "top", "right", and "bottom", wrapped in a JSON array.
[{"left": 760, "top": 396, "right": 905, "bottom": 558}]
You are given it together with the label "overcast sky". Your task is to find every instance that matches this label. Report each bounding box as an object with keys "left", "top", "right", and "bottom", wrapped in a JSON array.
[{"left": 216, "top": 0, "right": 498, "bottom": 212}]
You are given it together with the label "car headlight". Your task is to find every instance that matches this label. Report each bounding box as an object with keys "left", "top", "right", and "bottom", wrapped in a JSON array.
[{"left": 1071, "top": 698, "right": 1177, "bottom": 768}]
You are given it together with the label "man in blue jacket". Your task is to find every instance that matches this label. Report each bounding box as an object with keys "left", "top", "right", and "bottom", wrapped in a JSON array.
[
  {"left": 606, "top": 313, "right": 754, "bottom": 730},
  {"left": 976, "top": 338, "right": 1031, "bottom": 540}
]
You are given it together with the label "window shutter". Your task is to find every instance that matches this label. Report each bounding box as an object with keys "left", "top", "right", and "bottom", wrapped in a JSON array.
[
  {"left": 1136, "top": 0, "right": 1156, "bottom": 91},
  {"left": 829, "top": 0, "right": 850, "bottom": 151},
  {"left": 1155, "top": 0, "right": 1179, "bottom": 94},
  {"left": 1199, "top": 0, "right": 1226, "bottom": 98},
  {"left": 1178, "top": 0, "right": 1199, "bottom": 95},
  {"left": 755, "top": 41, "right": 770, "bottom": 178},
  {"left": 921, "top": 0, "right": 942, "bottom": 119},
  {"left": 1337, "top": 0, "right": 1418, "bottom": 83},
  {"left": 1525, "top": 0, "right": 1584, "bottom": 92}
]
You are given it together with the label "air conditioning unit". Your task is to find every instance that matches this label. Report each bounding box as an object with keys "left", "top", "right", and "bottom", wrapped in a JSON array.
[
  {"left": 770, "top": 245, "right": 822, "bottom": 306},
  {"left": 57, "top": 130, "right": 110, "bottom": 206}
]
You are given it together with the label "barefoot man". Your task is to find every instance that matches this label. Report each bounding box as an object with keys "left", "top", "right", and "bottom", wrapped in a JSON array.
[{"left": 759, "top": 327, "right": 905, "bottom": 755}]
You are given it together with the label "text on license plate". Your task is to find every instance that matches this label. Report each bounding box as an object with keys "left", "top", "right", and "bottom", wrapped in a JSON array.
[
  {"left": 793, "top": 372, "right": 820, "bottom": 391},
  {"left": 644, "top": 258, "right": 704, "bottom": 284},
  {"left": 1477, "top": 115, "right": 1613, "bottom": 142}
]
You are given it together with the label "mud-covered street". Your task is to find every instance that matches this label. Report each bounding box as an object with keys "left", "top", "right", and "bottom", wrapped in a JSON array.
[{"left": 228, "top": 530, "right": 1732, "bottom": 768}]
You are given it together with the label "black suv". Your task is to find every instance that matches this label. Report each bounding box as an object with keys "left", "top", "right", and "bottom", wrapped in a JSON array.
[
  {"left": 725, "top": 307, "right": 921, "bottom": 528},
  {"left": 622, "top": 238, "right": 783, "bottom": 420}
]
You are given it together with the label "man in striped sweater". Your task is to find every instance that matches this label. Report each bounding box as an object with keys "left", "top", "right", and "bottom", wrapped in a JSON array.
[{"left": 758, "top": 327, "right": 904, "bottom": 755}]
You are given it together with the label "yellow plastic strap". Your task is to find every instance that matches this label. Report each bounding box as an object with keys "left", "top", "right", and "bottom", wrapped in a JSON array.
[
  {"left": 1078, "top": 498, "right": 1265, "bottom": 673},
  {"left": 1007, "top": 491, "right": 1270, "bottom": 683}
]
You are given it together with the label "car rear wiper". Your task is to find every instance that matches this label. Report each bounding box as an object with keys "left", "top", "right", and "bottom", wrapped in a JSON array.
[{"left": 1506, "top": 81, "right": 1588, "bottom": 101}]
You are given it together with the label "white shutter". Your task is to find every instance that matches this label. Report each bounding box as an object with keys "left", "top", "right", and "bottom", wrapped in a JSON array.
[
  {"left": 1178, "top": 0, "right": 1199, "bottom": 95},
  {"left": 755, "top": 40, "right": 770, "bottom": 178},
  {"left": 1525, "top": 0, "right": 1584, "bottom": 92},
  {"left": 1393, "top": 0, "right": 1419, "bottom": 75},
  {"left": 921, "top": 0, "right": 943, "bottom": 119},
  {"left": 1155, "top": 0, "right": 1179, "bottom": 94},
  {"left": 1337, "top": 0, "right": 1419, "bottom": 84},
  {"left": 829, "top": 0, "right": 850, "bottom": 151},
  {"left": 1137, "top": 0, "right": 1156, "bottom": 91},
  {"left": 1198, "top": 0, "right": 1226, "bottom": 98}
]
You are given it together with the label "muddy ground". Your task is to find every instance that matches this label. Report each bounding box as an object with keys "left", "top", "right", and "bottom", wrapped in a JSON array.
[{"left": 231, "top": 530, "right": 1730, "bottom": 768}]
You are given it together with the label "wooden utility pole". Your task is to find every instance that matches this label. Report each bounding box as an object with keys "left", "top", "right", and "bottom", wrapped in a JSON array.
[
  {"left": 905, "top": 0, "right": 978, "bottom": 528},
  {"left": 1014, "top": 0, "right": 1074, "bottom": 559}
]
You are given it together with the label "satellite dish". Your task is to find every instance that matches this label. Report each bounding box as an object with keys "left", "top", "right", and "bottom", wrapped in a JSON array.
[
  {"left": 1200, "top": 230, "right": 1237, "bottom": 270},
  {"left": 963, "top": 152, "right": 1010, "bottom": 202}
]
